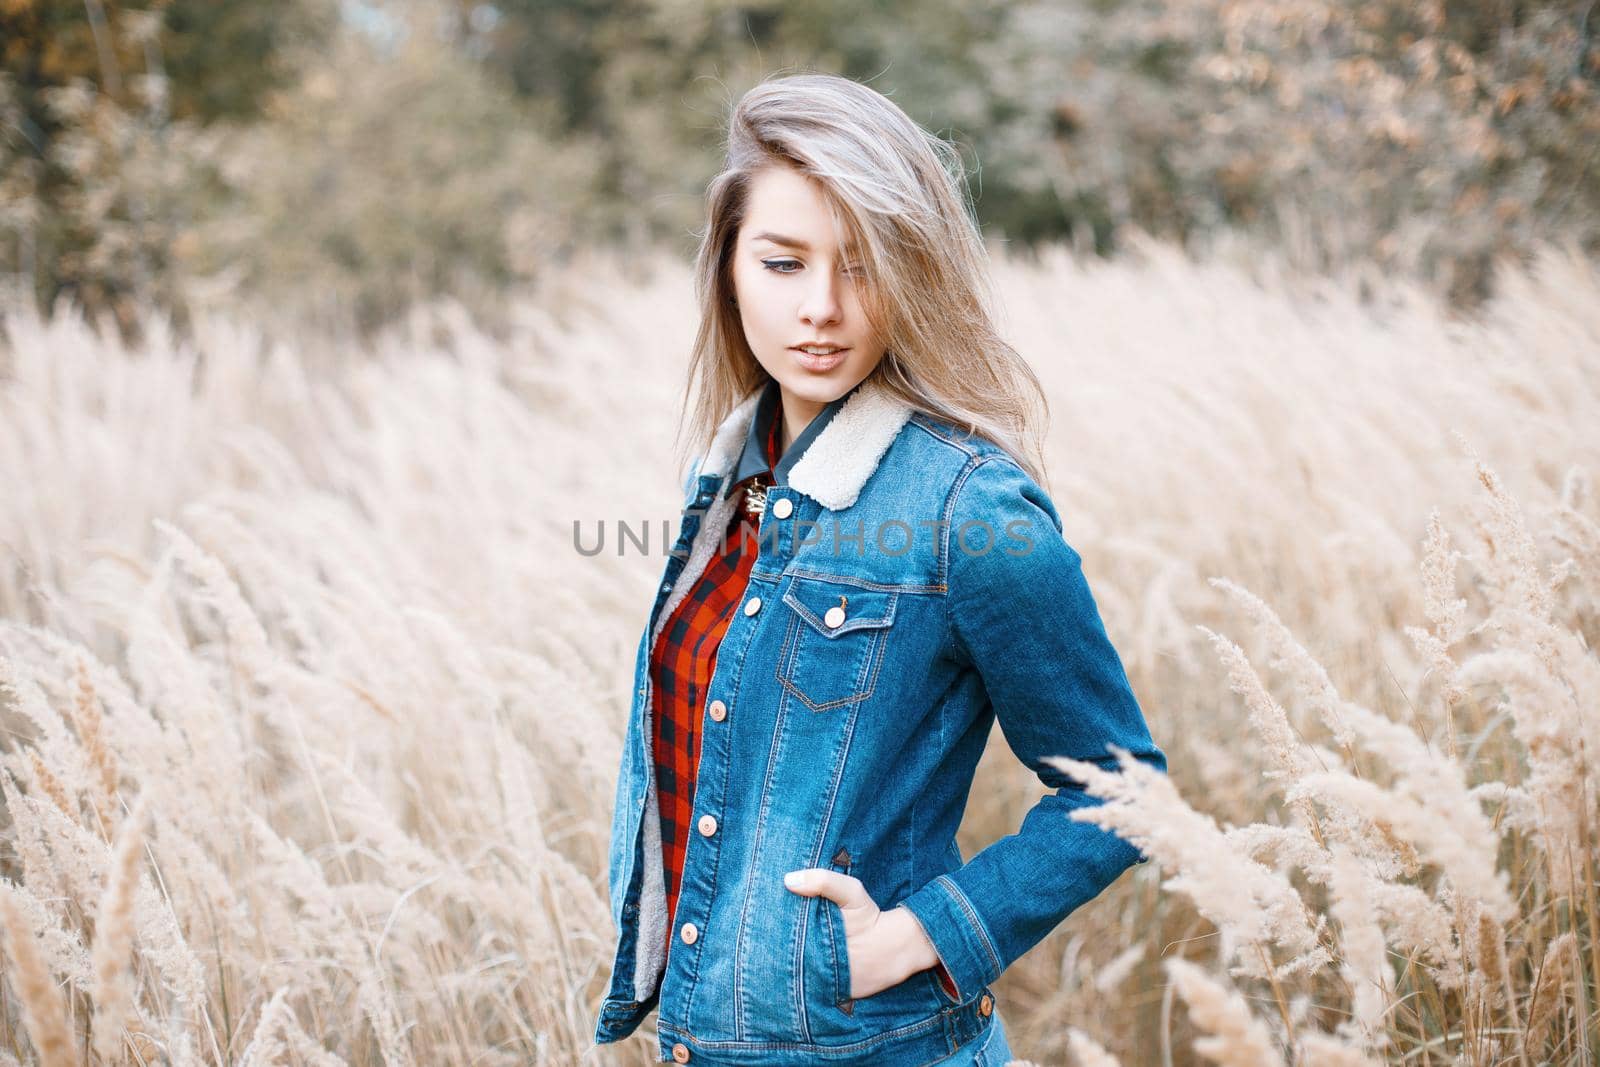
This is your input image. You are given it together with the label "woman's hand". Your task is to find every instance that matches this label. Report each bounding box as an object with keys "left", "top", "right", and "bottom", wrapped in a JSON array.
[{"left": 783, "top": 868, "right": 942, "bottom": 1000}]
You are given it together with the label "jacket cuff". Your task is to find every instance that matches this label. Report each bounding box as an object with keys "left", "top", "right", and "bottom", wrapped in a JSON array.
[
  {"left": 899, "top": 905, "right": 962, "bottom": 1002},
  {"left": 898, "top": 873, "right": 1001, "bottom": 1003}
]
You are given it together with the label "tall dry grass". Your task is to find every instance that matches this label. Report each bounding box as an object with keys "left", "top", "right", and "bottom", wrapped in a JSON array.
[{"left": 0, "top": 233, "right": 1595, "bottom": 1064}]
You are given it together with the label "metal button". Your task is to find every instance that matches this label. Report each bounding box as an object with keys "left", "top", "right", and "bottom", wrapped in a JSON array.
[
  {"left": 698, "top": 813, "right": 718, "bottom": 836},
  {"left": 707, "top": 699, "right": 727, "bottom": 722},
  {"left": 979, "top": 993, "right": 993, "bottom": 1017},
  {"left": 744, "top": 596, "right": 762, "bottom": 616},
  {"left": 771, "top": 497, "right": 793, "bottom": 519},
  {"left": 671, "top": 1042, "right": 691, "bottom": 1063},
  {"left": 680, "top": 921, "right": 698, "bottom": 944},
  {"left": 823, "top": 605, "right": 846, "bottom": 628}
]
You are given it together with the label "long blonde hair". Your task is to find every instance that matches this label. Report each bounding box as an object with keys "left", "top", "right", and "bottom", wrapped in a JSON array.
[{"left": 675, "top": 69, "right": 1050, "bottom": 490}]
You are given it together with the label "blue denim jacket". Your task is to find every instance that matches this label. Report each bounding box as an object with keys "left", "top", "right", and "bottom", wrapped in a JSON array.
[{"left": 594, "top": 376, "right": 1167, "bottom": 1064}]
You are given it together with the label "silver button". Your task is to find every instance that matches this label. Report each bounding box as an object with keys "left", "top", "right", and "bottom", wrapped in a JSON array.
[
  {"left": 707, "top": 699, "right": 727, "bottom": 722},
  {"left": 744, "top": 596, "right": 762, "bottom": 616},
  {"left": 824, "top": 606, "right": 846, "bottom": 628},
  {"left": 698, "top": 814, "right": 718, "bottom": 836},
  {"left": 771, "top": 497, "right": 793, "bottom": 519},
  {"left": 680, "top": 921, "right": 699, "bottom": 944}
]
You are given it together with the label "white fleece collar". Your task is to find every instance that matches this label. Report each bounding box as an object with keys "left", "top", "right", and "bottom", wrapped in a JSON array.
[{"left": 694, "top": 374, "right": 914, "bottom": 511}]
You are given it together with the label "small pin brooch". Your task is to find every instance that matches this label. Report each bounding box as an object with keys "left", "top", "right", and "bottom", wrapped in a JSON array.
[{"left": 744, "top": 478, "right": 770, "bottom": 520}]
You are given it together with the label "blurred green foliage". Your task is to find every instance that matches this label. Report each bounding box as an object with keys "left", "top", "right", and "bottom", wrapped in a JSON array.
[
  {"left": 1, "top": 0, "right": 1596, "bottom": 341},
  {"left": 0, "top": 0, "right": 336, "bottom": 336}
]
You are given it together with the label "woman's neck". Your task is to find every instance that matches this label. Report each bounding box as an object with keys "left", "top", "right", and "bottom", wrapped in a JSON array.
[{"left": 778, "top": 390, "right": 824, "bottom": 458}]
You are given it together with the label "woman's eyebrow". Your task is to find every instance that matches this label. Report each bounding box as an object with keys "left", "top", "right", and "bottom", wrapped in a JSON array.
[
  {"left": 751, "top": 231, "right": 814, "bottom": 250},
  {"left": 750, "top": 231, "right": 861, "bottom": 257}
]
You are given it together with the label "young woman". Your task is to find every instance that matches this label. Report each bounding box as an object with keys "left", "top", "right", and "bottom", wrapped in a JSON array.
[{"left": 594, "top": 72, "right": 1167, "bottom": 1066}]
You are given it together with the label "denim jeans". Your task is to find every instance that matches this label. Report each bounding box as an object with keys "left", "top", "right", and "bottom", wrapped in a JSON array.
[{"left": 928, "top": 1011, "right": 1013, "bottom": 1066}]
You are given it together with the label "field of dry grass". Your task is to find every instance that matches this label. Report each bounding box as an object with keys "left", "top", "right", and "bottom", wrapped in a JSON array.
[{"left": 1, "top": 233, "right": 1596, "bottom": 1065}]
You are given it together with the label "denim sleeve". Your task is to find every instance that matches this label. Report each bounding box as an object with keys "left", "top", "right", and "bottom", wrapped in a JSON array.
[{"left": 898, "top": 455, "right": 1167, "bottom": 1002}]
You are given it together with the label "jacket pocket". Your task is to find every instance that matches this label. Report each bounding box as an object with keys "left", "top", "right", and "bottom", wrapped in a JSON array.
[
  {"left": 802, "top": 845, "right": 856, "bottom": 1029},
  {"left": 822, "top": 847, "right": 853, "bottom": 1014},
  {"left": 777, "top": 574, "right": 898, "bottom": 712}
]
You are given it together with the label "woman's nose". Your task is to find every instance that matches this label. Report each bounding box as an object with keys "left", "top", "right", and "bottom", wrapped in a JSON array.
[{"left": 799, "top": 272, "right": 843, "bottom": 327}]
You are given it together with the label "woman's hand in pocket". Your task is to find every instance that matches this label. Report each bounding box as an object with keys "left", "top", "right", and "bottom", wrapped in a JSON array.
[{"left": 784, "top": 868, "right": 941, "bottom": 999}]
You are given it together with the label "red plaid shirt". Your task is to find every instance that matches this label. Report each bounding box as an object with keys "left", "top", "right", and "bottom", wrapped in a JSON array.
[
  {"left": 650, "top": 406, "right": 780, "bottom": 953},
  {"left": 650, "top": 383, "right": 960, "bottom": 1002}
]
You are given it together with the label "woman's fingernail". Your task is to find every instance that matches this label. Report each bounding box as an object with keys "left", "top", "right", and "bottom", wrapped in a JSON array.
[{"left": 783, "top": 871, "right": 801, "bottom": 889}]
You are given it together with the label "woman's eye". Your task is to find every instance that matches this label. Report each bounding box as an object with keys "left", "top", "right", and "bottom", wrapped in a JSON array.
[{"left": 761, "top": 258, "right": 865, "bottom": 280}]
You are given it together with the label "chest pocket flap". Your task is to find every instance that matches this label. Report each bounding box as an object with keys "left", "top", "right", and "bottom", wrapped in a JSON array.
[
  {"left": 777, "top": 575, "right": 899, "bottom": 712},
  {"left": 782, "top": 574, "right": 899, "bottom": 636}
]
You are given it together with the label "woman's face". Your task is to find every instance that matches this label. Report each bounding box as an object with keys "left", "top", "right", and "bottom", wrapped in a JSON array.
[{"left": 729, "top": 165, "right": 888, "bottom": 431}]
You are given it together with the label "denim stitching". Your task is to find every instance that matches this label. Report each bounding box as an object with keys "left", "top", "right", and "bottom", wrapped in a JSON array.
[
  {"left": 659, "top": 1005, "right": 948, "bottom": 1055},
  {"left": 782, "top": 582, "right": 898, "bottom": 634},
  {"left": 935, "top": 873, "right": 1002, "bottom": 981},
  {"left": 775, "top": 581, "right": 894, "bottom": 712},
  {"left": 736, "top": 627, "right": 803, "bottom": 1041},
  {"left": 786, "top": 563, "right": 944, "bottom": 593}
]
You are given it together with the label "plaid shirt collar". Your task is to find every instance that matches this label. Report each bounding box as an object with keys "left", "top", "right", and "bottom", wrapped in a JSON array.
[{"left": 721, "top": 376, "right": 864, "bottom": 500}]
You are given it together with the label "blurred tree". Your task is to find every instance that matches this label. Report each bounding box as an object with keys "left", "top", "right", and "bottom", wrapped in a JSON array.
[
  {"left": 454, "top": 0, "right": 616, "bottom": 131},
  {"left": 459, "top": 0, "right": 1596, "bottom": 307},
  {"left": 439, "top": 0, "right": 1081, "bottom": 255},
  {"left": 158, "top": 2, "right": 331, "bottom": 121},
  {"left": 0, "top": 0, "right": 336, "bottom": 339},
  {"left": 192, "top": 13, "right": 597, "bottom": 337},
  {"left": 999, "top": 0, "right": 1600, "bottom": 305},
  {"left": 6, "top": 0, "right": 1595, "bottom": 337}
]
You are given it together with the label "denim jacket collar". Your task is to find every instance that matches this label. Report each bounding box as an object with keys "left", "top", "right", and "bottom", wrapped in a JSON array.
[
  {"left": 694, "top": 371, "right": 915, "bottom": 511},
  {"left": 723, "top": 377, "right": 862, "bottom": 499}
]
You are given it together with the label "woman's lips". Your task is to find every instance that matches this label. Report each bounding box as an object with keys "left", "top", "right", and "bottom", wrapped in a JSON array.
[{"left": 791, "top": 347, "right": 849, "bottom": 372}]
